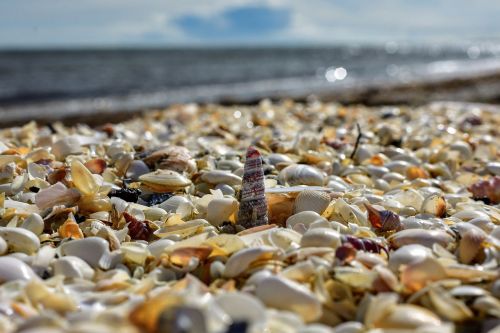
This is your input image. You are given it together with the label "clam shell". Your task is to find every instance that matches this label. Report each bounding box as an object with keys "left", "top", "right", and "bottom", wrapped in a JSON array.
[
  {"left": 20, "top": 213, "right": 44, "bottom": 236},
  {"left": 139, "top": 169, "right": 191, "bottom": 192},
  {"left": 255, "top": 275, "right": 322, "bottom": 322},
  {"left": 388, "top": 229, "right": 454, "bottom": 249},
  {"left": 0, "top": 256, "right": 40, "bottom": 282},
  {"left": 301, "top": 228, "right": 341, "bottom": 248},
  {"left": 286, "top": 211, "right": 328, "bottom": 233},
  {"left": 207, "top": 198, "right": 239, "bottom": 227},
  {"left": 294, "top": 190, "right": 330, "bottom": 215},
  {"left": 278, "top": 164, "right": 325, "bottom": 186},
  {"left": 224, "top": 246, "right": 280, "bottom": 278},
  {"left": 200, "top": 170, "right": 242, "bottom": 186},
  {"left": 0, "top": 227, "right": 40, "bottom": 254},
  {"left": 60, "top": 237, "right": 118, "bottom": 269},
  {"left": 52, "top": 256, "right": 95, "bottom": 280},
  {"left": 388, "top": 244, "right": 433, "bottom": 272}
]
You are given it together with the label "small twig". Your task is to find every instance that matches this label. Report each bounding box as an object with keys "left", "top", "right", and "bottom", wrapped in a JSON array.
[{"left": 350, "top": 123, "right": 363, "bottom": 160}]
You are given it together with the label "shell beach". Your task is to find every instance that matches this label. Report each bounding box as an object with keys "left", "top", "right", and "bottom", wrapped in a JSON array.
[{"left": 0, "top": 99, "right": 499, "bottom": 333}]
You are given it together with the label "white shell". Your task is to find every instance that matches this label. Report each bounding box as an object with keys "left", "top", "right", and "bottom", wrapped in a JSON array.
[
  {"left": 224, "top": 246, "right": 279, "bottom": 278},
  {"left": 214, "top": 292, "right": 267, "bottom": 330},
  {"left": 286, "top": 211, "right": 328, "bottom": 233},
  {"left": 147, "top": 239, "right": 176, "bottom": 258},
  {"left": 200, "top": 170, "right": 242, "bottom": 186},
  {"left": 60, "top": 237, "right": 118, "bottom": 269},
  {"left": 301, "top": 228, "right": 341, "bottom": 248},
  {"left": 0, "top": 236, "right": 7, "bottom": 255},
  {"left": 51, "top": 136, "right": 82, "bottom": 160},
  {"left": 486, "top": 162, "right": 500, "bottom": 176},
  {"left": 255, "top": 275, "right": 322, "bottom": 322},
  {"left": 279, "top": 164, "right": 325, "bottom": 186},
  {"left": 0, "top": 256, "right": 40, "bottom": 282},
  {"left": 294, "top": 190, "right": 330, "bottom": 215},
  {"left": 206, "top": 198, "right": 239, "bottom": 227},
  {"left": 388, "top": 244, "right": 433, "bottom": 272},
  {"left": 20, "top": 213, "right": 44, "bottom": 236},
  {"left": 0, "top": 227, "right": 40, "bottom": 254},
  {"left": 158, "top": 195, "right": 191, "bottom": 213},
  {"left": 52, "top": 256, "right": 95, "bottom": 280}
]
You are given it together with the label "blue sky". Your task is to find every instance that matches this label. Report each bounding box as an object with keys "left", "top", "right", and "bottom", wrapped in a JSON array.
[{"left": 0, "top": 0, "right": 499, "bottom": 48}]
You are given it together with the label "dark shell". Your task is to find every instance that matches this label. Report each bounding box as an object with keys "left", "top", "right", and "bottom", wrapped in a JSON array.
[
  {"left": 123, "top": 212, "right": 153, "bottom": 241},
  {"left": 365, "top": 203, "right": 403, "bottom": 232},
  {"left": 109, "top": 188, "right": 142, "bottom": 203},
  {"left": 468, "top": 176, "right": 500, "bottom": 205},
  {"left": 237, "top": 146, "right": 268, "bottom": 229}
]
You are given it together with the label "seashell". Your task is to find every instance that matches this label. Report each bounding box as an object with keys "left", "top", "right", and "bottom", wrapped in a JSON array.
[
  {"left": 51, "top": 136, "right": 82, "bottom": 160},
  {"left": 84, "top": 158, "right": 106, "bottom": 174},
  {"left": 278, "top": 164, "right": 325, "bottom": 186},
  {"left": 388, "top": 244, "right": 433, "bottom": 272},
  {"left": 35, "top": 182, "right": 81, "bottom": 210},
  {"left": 255, "top": 275, "right": 322, "bottom": 322},
  {"left": 123, "top": 212, "right": 153, "bottom": 241},
  {"left": 388, "top": 229, "right": 453, "bottom": 249},
  {"left": 214, "top": 292, "right": 267, "bottom": 330},
  {"left": 224, "top": 246, "right": 280, "bottom": 278},
  {"left": 331, "top": 322, "right": 365, "bottom": 333},
  {"left": 373, "top": 304, "right": 442, "bottom": 329},
  {"left": 382, "top": 172, "right": 405, "bottom": 183},
  {"left": 301, "top": 228, "right": 341, "bottom": 248},
  {"left": 142, "top": 146, "right": 196, "bottom": 174},
  {"left": 468, "top": 176, "right": 500, "bottom": 204},
  {"left": 458, "top": 227, "right": 487, "bottom": 264},
  {"left": 147, "top": 239, "right": 176, "bottom": 258},
  {"left": 207, "top": 198, "right": 239, "bottom": 227},
  {"left": 60, "top": 237, "right": 118, "bottom": 269},
  {"left": 20, "top": 213, "right": 44, "bottom": 235},
  {"left": 154, "top": 219, "right": 211, "bottom": 239},
  {"left": 214, "top": 183, "right": 235, "bottom": 196},
  {"left": 401, "top": 257, "right": 447, "bottom": 292},
  {"left": 405, "top": 165, "right": 429, "bottom": 180},
  {"left": 114, "top": 152, "right": 134, "bottom": 176},
  {"left": 71, "top": 159, "right": 100, "bottom": 196},
  {"left": 449, "top": 141, "right": 472, "bottom": 160},
  {"left": 0, "top": 227, "right": 40, "bottom": 254},
  {"left": 56, "top": 213, "right": 82, "bottom": 239},
  {"left": 486, "top": 162, "right": 500, "bottom": 176},
  {"left": 200, "top": 170, "right": 242, "bottom": 186},
  {"left": 217, "top": 159, "right": 244, "bottom": 171},
  {"left": 125, "top": 160, "right": 150, "bottom": 181},
  {"left": 286, "top": 211, "right": 328, "bottom": 233},
  {"left": 121, "top": 242, "right": 153, "bottom": 266},
  {"left": 237, "top": 146, "right": 268, "bottom": 229},
  {"left": 143, "top": 207, "right": 168, "bottom": 221},
  {"left": 427, "top": 287, "right": 473, "bottom": 322},
  {"left": 294, "top": 190, "right": 330, "bottom": 215},
  {"left": 0, "top": 256, "right": 40, "bottom": 282},
  {"left": 139, "top": 169, "right": 191, "bottom": 193},
  {"left": 267, "top": 153, "right": 294, "bottom": 166},
  {"left": 421, "top": 194, "right": 447, "bottom": 217},
  {"left": 52, "top": 256, "right": 95, "bottom": 280},
  {"left": 0, "top": 236, "right": 6, "bottom": 255},
  {"left": 385, "top": 160, "right": 411, "bottom": 175},
  {"left": 158, "top": 195, "right": 191, "bottom": 213},
  {"left": 364, "top": 203, "right": 402, "bottom": 232}
]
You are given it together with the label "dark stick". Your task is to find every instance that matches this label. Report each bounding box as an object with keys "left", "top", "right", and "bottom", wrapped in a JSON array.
[{"left": 350, "top": 123, "right": 363, "bottom": 160}]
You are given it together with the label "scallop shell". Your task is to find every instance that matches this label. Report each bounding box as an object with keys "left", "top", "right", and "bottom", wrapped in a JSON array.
[{"left": 294, "top": 190, "right": 330, "bottom": 215}]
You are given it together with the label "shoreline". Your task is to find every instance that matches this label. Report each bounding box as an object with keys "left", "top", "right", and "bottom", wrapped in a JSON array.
[{"left": 1, "top": 68, "right": 500, "bottom": 128}]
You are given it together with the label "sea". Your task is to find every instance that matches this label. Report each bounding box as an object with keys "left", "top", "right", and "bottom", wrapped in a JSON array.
[{"left": 1, "top": 43, "right": 500, "bottom": 122}]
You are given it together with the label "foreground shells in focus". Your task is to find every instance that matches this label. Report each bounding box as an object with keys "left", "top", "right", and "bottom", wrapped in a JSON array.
[{"left": 0, "top": 100, "right": 499, "bottom": 333}]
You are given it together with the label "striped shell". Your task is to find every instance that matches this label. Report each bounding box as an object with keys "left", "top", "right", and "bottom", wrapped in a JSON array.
[
  {"left": 237, "top": 146, "right": 268, "bottom": 229},
  {"left": 293, "top": 190, "right": 330, "bottom": 215}
]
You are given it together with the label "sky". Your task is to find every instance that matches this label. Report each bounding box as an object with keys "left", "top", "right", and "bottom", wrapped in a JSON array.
[{"left": 0, "top": 0, "right": 499, "bottom": 48}]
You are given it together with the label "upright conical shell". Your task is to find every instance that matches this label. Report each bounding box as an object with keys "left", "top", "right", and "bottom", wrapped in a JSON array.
[{"left": 237, "top": 146, "right": 268, "bottom": 228}]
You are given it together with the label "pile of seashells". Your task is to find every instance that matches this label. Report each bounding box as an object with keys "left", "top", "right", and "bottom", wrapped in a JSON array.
[{"left": 0, "top": 100, "right": 499, "bottom": 333}]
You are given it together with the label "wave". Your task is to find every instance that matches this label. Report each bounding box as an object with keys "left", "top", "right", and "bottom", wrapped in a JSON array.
[{"left": 1, "top": 57, "right": 500, "bottom": 126}]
